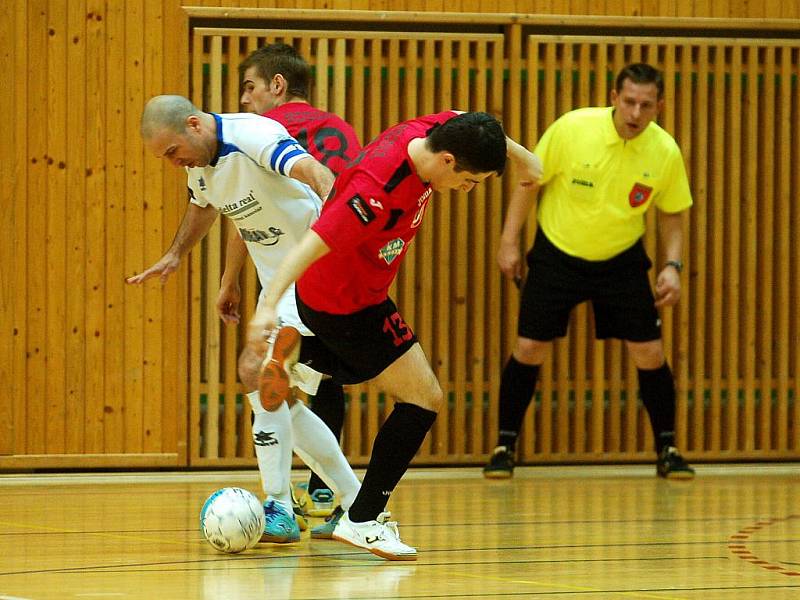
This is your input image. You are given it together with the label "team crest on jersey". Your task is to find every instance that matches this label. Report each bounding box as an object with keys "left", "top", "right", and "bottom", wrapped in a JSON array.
[
  {"left": 629, "top": 182, "right": 653, "bottom": 207},
  {"left": 198, "top": 177, "right": 207, "bottom": 191},
  {"left": 347, "top": 194, "right": 375, "bottom": 225},
  {"left": 379, "top": 238, "right": 405, "bottom": 264}
]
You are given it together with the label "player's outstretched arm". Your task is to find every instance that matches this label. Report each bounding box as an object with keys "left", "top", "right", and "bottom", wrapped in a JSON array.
[
  {"left": 289, "top": 156, "right": 335, "bottom": 202},
  {"left": 126, "top": 203, "right": 218, "bottom": 285},
  {"left": 246, "top": 229, "right": 330, "bottom": 354},
  {"left": 505, "top": 136, "right": 543, "bottom": 186},
  {"left": 498, "top": 180, "right": 539, "bottom": 282}
]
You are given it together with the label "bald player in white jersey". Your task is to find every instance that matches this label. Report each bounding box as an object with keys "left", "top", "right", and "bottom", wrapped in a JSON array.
[{"left": 127, "top": 95, "right": 361, "bottom": 543}]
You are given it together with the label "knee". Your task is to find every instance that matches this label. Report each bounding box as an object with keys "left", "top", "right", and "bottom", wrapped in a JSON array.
[
  {"left": 627, "top": 341, "right": 665, "bottom": 370},
  {"left": 419, "top": 379, "right": 444, "bottom": 413},
  {"left": 238, "top": 349, "right": 261, "bottom": 392},
  {"left": 513, "top": 337, "right": 549, "bottom": 365}
]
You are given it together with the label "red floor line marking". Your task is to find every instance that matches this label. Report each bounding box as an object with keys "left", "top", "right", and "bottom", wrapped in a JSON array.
[{"left": 727, "top": 515, "right": 799, "bottom": 577}]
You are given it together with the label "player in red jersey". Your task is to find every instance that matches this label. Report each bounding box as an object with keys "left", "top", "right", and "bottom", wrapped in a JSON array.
[
  {"left": 239, "top": 43, "right": 361, "bottom": 177},
  {"left": 217, "top": 44, "right": 363, "bottom": 529},
  {"left": 246, "top": 110, "right": 542, "bottom": 560}
]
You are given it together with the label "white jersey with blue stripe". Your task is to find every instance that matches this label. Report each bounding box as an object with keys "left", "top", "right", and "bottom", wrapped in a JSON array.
[{"left": 186, "top": 113, "right": 322, "bottom": 332}]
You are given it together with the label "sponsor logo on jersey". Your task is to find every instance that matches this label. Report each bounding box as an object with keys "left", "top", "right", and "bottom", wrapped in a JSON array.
[
  {"left": 411, "top": 188, "right": 432, "bottom": 228},
  {"left": 222, "top": 190, "right": 258, "bottom": 215},
  {"left": 379, "top": 238, "right": 405, "bottom": 264},
  {"left": 571, "top": 178, "right": 594, "bottom": 188},
  {"left": 629, "top": 182, "right": 653, "bottom": 207},
  {"left": 347, "top": 194, "right": 376, "bottom": 225},
  {"left": 239, "top": 226, "right": 285, "bottom": 246}
]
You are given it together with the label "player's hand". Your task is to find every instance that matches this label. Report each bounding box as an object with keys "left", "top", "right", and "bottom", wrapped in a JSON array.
[
  {"left": 497, "top": 238, "right": 523, "bottom": 282},
  {"left": 246, "top": 306, "right": 278, "bottom": 356},
  {"left": 216, "top": 282, "right": 241, "bottom": 324},
  {"left": 655, "top": 266, "right": 681, "bottom": 307},
  {"left": 125, "top": 253, "right": 181, "bottom": 285}
]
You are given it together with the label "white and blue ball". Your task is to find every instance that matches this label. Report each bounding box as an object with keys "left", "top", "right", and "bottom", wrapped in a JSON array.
[{"left": 200, "top": 487, "right": 264, "bottom": 553}]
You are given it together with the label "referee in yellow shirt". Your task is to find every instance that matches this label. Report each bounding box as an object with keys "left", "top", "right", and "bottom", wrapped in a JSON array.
[{"left": 484, "top": 63, "right": 694, "bottom": 480}]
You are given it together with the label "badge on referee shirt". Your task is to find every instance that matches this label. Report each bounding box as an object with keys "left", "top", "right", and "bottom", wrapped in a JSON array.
[{"left": 629, "top": 182, "right": 653, "bottom": 207}]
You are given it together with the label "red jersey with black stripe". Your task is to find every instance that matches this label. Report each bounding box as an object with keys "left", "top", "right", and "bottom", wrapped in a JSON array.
[
  {"left": 265, "top": 102, "right": 362, "bottom": 176},
  {"left": 298, "top": 110, "right": 458, "bottom": 314}
]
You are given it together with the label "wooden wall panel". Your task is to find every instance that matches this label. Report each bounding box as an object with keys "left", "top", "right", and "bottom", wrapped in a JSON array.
[
  {"left": 180, "top": 0, "right": 800, "bottom": 17},
  {"left": 1, "top": 0, "right": 188, "bottom": 469},
  {"left": 515, "top": 36, "right": 800, "bottom": 463},
  {"left": 3, "top": 1, "right": 799, "bottom": 470},
  {"left": 0, "top": 0, "right": 17, "bottom": 456},
  {"left": 188, "top": 23, "right": 800, "bottom": 467}
]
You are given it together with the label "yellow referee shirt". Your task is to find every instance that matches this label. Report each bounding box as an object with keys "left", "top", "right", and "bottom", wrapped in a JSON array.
[{"left": 535, "top": 106, "right": 692, "bottom": 261}]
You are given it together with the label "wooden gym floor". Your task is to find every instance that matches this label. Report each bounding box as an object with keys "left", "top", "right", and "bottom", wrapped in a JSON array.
[{"left": 1, "top": 464, "right": 799, "bottom": 599}]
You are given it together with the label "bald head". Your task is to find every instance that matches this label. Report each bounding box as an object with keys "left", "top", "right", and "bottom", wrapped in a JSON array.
[
  {"left": 140, "top": 95, "right": 202, "bottom": 140},
  {"left": 141, "top": 95, "right": 216, "bottom": 168}
]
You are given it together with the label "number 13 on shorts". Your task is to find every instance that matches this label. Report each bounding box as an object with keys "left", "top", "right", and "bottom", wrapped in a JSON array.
[{"left": 383, "top": 312, "right": 414, "bottom": 347}]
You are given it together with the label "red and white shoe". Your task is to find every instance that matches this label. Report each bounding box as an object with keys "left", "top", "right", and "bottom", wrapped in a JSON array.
[{"left": 258, "top": 325, "right": 301, "bottom": 411}]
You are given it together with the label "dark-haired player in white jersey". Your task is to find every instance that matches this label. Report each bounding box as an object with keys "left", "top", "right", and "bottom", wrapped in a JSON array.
[{"left": 246, "top": 110, "right": 542, "bottom": 560}]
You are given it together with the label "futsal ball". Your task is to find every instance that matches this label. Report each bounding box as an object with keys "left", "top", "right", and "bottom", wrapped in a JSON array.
[{"left": 200, "top": 487, "right": 265, "bottom": 553}]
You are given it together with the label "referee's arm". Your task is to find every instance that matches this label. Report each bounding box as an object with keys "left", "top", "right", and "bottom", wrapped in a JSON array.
[{"left": 654, "top": 209, "right": 686, "bottom": 307}]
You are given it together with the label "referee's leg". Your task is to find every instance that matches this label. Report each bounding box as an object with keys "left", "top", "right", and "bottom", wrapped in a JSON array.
[
  {"left": 484, "top": 337, "right": 550, "bottom": 478},
  {"left": 627, "top": 338, "right": 694, "bottom": 479}
]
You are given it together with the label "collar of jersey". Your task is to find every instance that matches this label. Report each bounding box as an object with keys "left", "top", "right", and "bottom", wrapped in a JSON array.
[
  {"left": 602, "top": 106, "right": 654, "bottom": 153},
  {"left": 209, "top": 113, "right": 224, "bottom": 167}
]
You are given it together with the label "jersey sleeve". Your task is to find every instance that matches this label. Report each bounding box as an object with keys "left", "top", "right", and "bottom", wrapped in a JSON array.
[
  {"left": 311, "top": 171, "right": 392, "bottom": 253},
  {"left": 237, "top": 116, "right": 313, "bottom": 178},
  {"left": 187, "top": 171, "right": 209, "bottom": 208},
  {"left": 654, "top": 145, "right": 693, "bottom": 213}
]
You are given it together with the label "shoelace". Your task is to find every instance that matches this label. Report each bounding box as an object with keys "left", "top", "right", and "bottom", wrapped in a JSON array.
[
  {"left": 264, "top": 503, "right": 289, "bottom": 527},
  {"left": 260, "top": 318, "right": 287, "bottom": 368},
  {"left": 376, "top": 512, "right": 402, "bottom": 541}
]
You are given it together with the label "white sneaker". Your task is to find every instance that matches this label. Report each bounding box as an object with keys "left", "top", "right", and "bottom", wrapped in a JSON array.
[{"left": 332, "top": 511, "right": 417, "bottom": 561}]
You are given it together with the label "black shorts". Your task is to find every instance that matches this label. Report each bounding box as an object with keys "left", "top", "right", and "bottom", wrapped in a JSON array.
[
  {"left": 517, "top": 230, "right": 661, "bottom": 342},
  {"left": 295, "top": 292, "right": 418, "bottom": 385}
]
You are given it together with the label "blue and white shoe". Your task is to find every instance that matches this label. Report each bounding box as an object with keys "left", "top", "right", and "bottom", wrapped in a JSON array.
[
  {"left": 310, "top": 505, "right": 344, "bottom": 539},
  {"left": 260, "top": 500, "right": 300, "bottom": 543}
]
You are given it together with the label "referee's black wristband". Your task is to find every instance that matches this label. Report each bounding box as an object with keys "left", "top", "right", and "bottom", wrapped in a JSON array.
[{"left": 664, "top": 259, "right": 683, "bottom": 273}]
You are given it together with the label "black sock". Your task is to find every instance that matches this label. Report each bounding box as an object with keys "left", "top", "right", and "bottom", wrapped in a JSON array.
[
  {"left": 497, "top": 356, "right": 541, "bottom": 452},
  {"left": 347, "top": 402, "right": 437, "bottom": 522},
  {"left": 307, "top": 379, "right": 346, "bottom": 493},
  {"left": 637, "top": 362, "right": 676, "bottom": 454}
]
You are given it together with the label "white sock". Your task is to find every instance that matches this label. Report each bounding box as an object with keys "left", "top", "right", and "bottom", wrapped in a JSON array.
[
  {"left": 246, "top": 391, "right": 293, "bottom": 513},
  {"left": 289, "top": 401, "right": 361, "bottom": 510}
]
